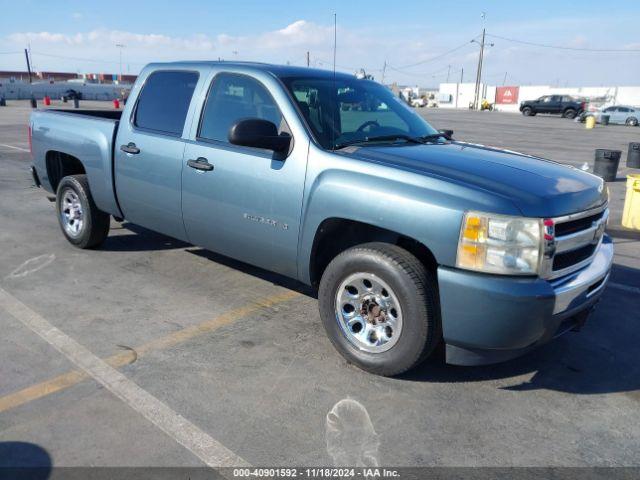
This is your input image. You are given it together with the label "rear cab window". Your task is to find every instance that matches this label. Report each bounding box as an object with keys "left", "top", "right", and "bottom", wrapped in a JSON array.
[{"left": 134, "top": 70, "right": 199, "bottom": 136}]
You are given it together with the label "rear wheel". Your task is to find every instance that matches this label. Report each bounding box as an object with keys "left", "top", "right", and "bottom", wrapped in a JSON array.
[
  {"left": 318, "top": 242, "right": 441, "bottom": 376},
  {"left": 56, "top": 175, "right": 110, "bottom": 249},
  {"left": 563, "top": 108, "right": 577, "bottom": 119},
  {"left": 626, "top": 117, "right": 638, "bottom": 127}
]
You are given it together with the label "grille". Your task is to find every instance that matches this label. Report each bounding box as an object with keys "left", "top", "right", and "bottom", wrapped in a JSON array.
[
  {"left": 553, "top": 244, "right": 596, "bottom": 271},
  {"left": 554, "top": 211, "right": 604, "bottom": 236}
]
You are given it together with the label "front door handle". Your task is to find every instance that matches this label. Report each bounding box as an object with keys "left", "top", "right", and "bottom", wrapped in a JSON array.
[
  {"left": 120, "top": 142, "right": 140, "bottom": 154},
  {"left": 187, "top": 157, "right": 214, "bottom": 172}
]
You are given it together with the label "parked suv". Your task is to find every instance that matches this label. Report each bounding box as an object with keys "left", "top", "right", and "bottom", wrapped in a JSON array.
[
  {"left": 520, "top": 95, "right": 585, "bottom": 119},
  {"left": 61, "top": 89, "right": 82, "bottom": 102}
]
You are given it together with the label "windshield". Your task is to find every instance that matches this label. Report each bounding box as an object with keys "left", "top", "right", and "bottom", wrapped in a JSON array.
[{"left": 280, "top": 76, "right": 439, "bottom": 150}]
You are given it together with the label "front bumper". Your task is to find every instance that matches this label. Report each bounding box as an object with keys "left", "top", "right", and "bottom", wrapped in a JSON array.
[{"left": 438, "top": 235, "right": 614, "bottom": 366}]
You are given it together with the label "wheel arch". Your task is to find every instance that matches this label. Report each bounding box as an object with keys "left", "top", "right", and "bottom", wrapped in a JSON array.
[
  {"left": 308, "top": 217, "right": 438, "bottom": 288},
  {"left": 45, "top": 150, "right": 86, "bottom": 192}
]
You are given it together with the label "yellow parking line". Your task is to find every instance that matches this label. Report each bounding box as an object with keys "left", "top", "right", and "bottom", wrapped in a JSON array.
[{"left": 0, "top": 289, "right": 300, "bottom": 414}]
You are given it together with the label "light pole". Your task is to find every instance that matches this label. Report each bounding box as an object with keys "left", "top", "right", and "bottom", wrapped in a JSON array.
[
  {"left": 471, "top": 33, "right": 494, "bottom": 110},
  {"left": 116, "top": 44, "right": 125, "bottom": 83}
]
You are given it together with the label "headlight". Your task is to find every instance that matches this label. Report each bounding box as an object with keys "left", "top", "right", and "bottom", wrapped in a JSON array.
[{"left": 457, "top": 211, "right": 542, "bottom": 275}]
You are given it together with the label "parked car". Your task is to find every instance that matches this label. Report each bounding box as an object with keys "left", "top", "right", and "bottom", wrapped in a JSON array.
[
  {"left": 411, "top": 97, "right": 426, "bottom": 108},
  {"left": 61, "top": 89, "right": 82, "bottom": 101},
  {"left": 29, "top": 62, "right": 612, "bottom": 376},
  {"left": 582, "top": 105, "right": 639, "bottom": 126},
  {"left": 520, "top": 95, "right": 585, "bottom": 119}
]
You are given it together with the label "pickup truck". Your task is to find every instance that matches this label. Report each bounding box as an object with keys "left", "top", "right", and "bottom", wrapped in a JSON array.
[
  {"left": 520, "top": 95, "right": 585, "bottom": 119},
  {"left": 29, "top": 62, "right": 613, "bottom": 376}
]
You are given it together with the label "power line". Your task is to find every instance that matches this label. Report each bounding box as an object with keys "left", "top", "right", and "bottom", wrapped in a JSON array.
[
  {"left": 386, "top": 64, "right": 462, "bottom": 79},
  {"left": 31, "top": 51, "right": 146, "bottom": 66},
  {"left": 487, "top": 33, "right": 640, "bottom": 53},
  {"left": 391, "top": 37, "right": 479, "bottom": 70}
]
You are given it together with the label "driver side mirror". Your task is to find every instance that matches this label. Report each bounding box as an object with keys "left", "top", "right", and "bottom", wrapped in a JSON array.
[
  {"left": 228, "top": 118, "right": 291, "bottom": 155},
  {"left": 438, "top": 129, "right": 454, "bottom": 139}
]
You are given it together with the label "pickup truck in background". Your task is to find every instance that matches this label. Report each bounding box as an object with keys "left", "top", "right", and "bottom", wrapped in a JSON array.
[
  {"left": 29, "top": 62, "right": 613, "bottom": 376},
  {"left": 520, "top": 94, "right": 585, "bottom": 119}
]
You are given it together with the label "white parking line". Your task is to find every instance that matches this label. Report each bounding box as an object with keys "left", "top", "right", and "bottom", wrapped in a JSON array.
[
  {"left": 0, "top": 286, "right": 249, "bottom": 469},
  {"left": 608, "top": 282, "right": 640, "bottom": 294},
  {"left": 0, "top": 143, "right": 29, "bottom": 152}
]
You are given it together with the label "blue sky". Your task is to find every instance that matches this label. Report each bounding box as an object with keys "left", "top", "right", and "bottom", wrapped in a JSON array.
[{"left": 1, "top": 0, "right": 639, "bottom": 86}]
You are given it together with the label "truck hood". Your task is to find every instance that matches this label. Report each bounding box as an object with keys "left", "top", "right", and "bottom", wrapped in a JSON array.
[{"left": 341, "top": 141, "right": 606, "bottom": 217}]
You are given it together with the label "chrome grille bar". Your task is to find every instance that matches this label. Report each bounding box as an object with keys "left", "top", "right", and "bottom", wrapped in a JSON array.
[{"left": 540, "top": 203, "right": 608, "bottom": 280}]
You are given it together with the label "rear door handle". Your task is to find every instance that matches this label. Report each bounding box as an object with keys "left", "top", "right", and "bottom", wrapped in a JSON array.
[
  {"left": 120, "top": 142, "right": 140, "bottom": 154},
  {"left": 187, "top": 157, "right": 214, "bottom": 172}
]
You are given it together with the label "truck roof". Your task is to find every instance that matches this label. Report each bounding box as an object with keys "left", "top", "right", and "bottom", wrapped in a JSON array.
[{"left": 145, "top": 61, "right": 356, "bottom": 81}]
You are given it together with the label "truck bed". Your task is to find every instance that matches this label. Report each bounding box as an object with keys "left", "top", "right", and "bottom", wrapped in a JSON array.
[
  {"left": 47, "top": 109, "right": 123, "bottom": 120},
  {"left": 30, "top": 108, "right": 123, "bottom": 218}
]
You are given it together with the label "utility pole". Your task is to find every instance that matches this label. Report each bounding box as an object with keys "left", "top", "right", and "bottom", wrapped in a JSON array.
[
  {"left": 116, "top": 44, "right": 125, "bottom": 83},
  {"left": 24, "top": 48, "right": 32, "bottom": 84},
  {"left": 381, "top": 60, "right": 387, "bottom": 84},
  {"left": 306, "top": 51, "right": 310, "bottom": 67},
  {"left": 473, "top": 28, "right": 486, "bottom": 110},
  {"left": 503, "top": 71, "right": 507, "bottom": 85},
  {"left": 460, "top": 66, "right": 464, "bottom": 83},
  {"left": 446, "top": 65, "right": 451, "bottom": 83}
]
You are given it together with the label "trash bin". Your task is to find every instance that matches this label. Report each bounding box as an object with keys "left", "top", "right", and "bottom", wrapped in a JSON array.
[
  {"left": 628, "top": 142, "right": 640, "bottom": 169},
  {"left": 585, "top": 116, "right": 596, "bottom": 129},
  {"left": 622, "top": 174, "right": 640, "bottom": 230},
  {"left": 593, "top": 149, "right": 621, "bottom": 182},
  {"left": 600, "top": 114, "right": 610, "bottom": 125}
]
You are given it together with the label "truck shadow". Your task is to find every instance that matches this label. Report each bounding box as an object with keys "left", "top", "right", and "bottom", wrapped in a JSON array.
[
  {"left": 100, "top": 222, "right": 191, "bottom": 252},
  {"left": 0, "top": 441, "right": 52, "bottom": 479},
  {"left": 102, "top": 223, "right": 639, "bottom": 396}
]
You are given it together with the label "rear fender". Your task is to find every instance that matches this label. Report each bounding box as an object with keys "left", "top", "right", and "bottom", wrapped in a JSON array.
[{"left": 31, "top": 110, "right": 122, "bottom": 217}]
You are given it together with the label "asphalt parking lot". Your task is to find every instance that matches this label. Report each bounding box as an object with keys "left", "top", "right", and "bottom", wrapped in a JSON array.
[{"left": 1, "top": 100, "right": 639, "bottom": 469}]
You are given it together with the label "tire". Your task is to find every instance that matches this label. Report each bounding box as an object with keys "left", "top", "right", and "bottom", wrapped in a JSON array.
[
  {"left": 56, "top": 174, "right": 110, "bottom": 249},
  {"left": 521, "top": 107, "right": 532, "bottom": 116},
  {"left": 318, "top": 242, "right": 441, "bottom": 376},
  {"left": 563, "top": 108, "right": 577, "bottom": 119},
  {"left": 626, "top": 117, "right": 638, "bottom": 127}
]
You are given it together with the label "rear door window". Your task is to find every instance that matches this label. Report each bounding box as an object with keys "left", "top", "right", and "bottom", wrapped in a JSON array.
[{"left": 134, "top": 70, "right": 199, "bottom": 136}]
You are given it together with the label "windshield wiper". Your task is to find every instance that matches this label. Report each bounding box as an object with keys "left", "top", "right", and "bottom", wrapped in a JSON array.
[
  {"left": 334, "top": 134, "right": 425, "bottom": 150},
  {"left": 420, "top": 131, "right": 453, "bottom": 142}
]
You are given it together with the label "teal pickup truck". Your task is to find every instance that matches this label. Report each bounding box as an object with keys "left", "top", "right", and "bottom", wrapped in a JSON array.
[{"left": 29, "top": 62, "right": 613, "bottom": 376}]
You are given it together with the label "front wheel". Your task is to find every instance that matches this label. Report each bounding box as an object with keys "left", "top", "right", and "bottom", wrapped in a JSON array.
[
  {"left": 56, "top": 174, "right": 110, "bottom": 249},
  {"left": 522, "top": 107, "right": 532, "bottom": 116},
  {"left": 318, "top": 243, "right": 441, "bottom": 376},
  {"left": 626, "top": 117, "right": 638, "bottom": 127}
]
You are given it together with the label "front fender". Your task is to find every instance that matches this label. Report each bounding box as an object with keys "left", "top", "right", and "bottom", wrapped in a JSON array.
[
  {"left": 296, "top": 148, "right": 524, "bottom": 285},
  {"left": 297, "top": 168, "right": 465, "bottom": 284}
]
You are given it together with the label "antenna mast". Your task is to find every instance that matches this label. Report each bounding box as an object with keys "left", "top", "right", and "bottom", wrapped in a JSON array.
[{"left": 331, "top": 13, "right": 337, "bottom": 150}]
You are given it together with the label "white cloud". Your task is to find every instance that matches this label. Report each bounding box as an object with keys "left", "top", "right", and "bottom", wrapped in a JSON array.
[{"left": 4, "top": 19, "right": 638, "bottom": 86}]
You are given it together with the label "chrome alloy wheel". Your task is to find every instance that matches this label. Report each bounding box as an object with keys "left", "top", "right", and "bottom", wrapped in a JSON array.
[
  {"left": 60, "top": 189, "right": 84, "bottom": 237},
  {"left": 335, "top": 272, "right": 403, "bottom": 353}
]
